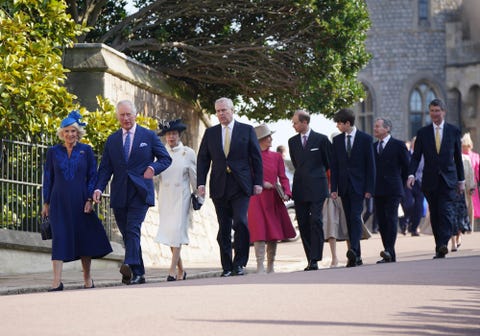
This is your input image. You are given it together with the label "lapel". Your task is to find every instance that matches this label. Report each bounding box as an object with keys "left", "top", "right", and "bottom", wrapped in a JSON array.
[{"left": 214, "top": 124, "right": 225, "bottom": 157}]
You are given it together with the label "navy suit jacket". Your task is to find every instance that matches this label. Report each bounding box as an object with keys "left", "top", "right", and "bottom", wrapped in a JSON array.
[
  {"left": 408, "top": 123, "right": 464, "bottom": 192},
  {"left": 373, "top": 137, "right": 410, "bottom": 197},
  {"left": 288, "top": 130, "right": 332, "bottom": 202},
  {"left": 331, "top": 130, "right": 376, "bottom": 196},
  {"left": 96, "top": 125, "right": 171, "bottom": 207},
  {"left": 197, "top": 120, "right": 263, "bottom": 199}
]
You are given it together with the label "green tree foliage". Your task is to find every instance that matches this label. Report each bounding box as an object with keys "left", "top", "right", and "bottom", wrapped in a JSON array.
[
  {"left": 0, "top": 0, "right": 87, "bottom": 141},
  {"left": 69, "top": 0, "right": 371, "bottom": 121}
]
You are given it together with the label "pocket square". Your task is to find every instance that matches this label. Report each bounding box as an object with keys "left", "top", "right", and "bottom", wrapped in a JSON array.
[
  {"left": 310, "top": 148, "right": 319, "bottom": 151},
  {"left": 139, "top": 142, "right": 148, "bottom": 148}
]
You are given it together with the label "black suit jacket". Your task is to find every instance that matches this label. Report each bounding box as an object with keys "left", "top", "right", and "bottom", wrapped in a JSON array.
[
  {"left": 331, "top": 130, "right": 376, "bottom": 196},
  {"left": 197, "top": 120, "right": 263, "bottom": 199},
  {"left": 408, "top": 123, "right": 464, "bottom": 192},
  {"left": 373, "top": 137, "right": 410, "bottom": 197},
  {"left": 288, "top": 130, "right": 332, "bottom": 202}
]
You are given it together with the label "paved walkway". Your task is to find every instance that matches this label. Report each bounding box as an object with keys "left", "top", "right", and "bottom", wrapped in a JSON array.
[
  {"left": 1, "top": 231, "right": 479, "bottom": 295},
  {"left": 1, "top": 232, "right": 480, "bottom": 335}
]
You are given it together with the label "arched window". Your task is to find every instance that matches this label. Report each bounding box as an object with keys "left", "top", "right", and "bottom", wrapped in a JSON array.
[
  {"left": 353, "top": 84, "right": 374, "bottom": 135},
  {"left": 418, "top": 0, "right": 429, "bottom": 27},
  {"left": 409, "top": 83, "right": 437, "bottom": 137}
]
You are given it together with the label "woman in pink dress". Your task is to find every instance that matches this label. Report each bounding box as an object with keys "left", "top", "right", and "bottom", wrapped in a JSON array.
[
  {"left": 462, "top": 133, "right": 480, "bottom": 231},
  {"left": 248, "top": 124, "right": 296, "bottom": 273}
]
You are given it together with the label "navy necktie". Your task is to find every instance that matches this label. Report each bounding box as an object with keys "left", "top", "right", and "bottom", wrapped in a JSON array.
[
  {"left": 124, "top": 131, "right": 131, "bottom": 160},
  {"left": 379, "top": 140, "right": 384, "bottom": 155}
]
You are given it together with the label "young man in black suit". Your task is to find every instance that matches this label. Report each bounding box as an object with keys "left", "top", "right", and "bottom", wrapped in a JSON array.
[
  {"left": 330, "top": 108, "right": 375, "bottom": 267},
  {"left": 373, "top": 117, "right": 410, "bottom": 263},
  {"left": 407, "top": 99, "right": 465, "bottom": 259},
  {"left": 197, "top": 97, "right": 263, "bottom": 277},
  {"left": 288, "top": 110, "right": 332, "bottom": 271}
]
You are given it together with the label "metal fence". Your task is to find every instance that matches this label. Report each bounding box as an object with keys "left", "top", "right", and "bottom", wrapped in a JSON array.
[{"left": 0, "top": 138, "right": 115, "bottom": 238}]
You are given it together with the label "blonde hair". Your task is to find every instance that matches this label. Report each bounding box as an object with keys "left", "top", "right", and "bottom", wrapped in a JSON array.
[
  {"left": 461, "top": 132, "right": 474, "bottom": 149},
  {"left": 57, "top": 122, "right": 86, "bottom": 141}
]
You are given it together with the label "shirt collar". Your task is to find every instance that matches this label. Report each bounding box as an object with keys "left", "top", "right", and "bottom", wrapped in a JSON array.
[
  {"left": 301, "top": 127, "right": 311, "bottom": 137},
  {"left": 433, "top": 120, "right": 445, "bottom": 130},
  {"left": 346, "top": 126, "right": 357, "bottom": 138},
  {"left": 123, "top": 123, "right": 137, "bottom": 135}
]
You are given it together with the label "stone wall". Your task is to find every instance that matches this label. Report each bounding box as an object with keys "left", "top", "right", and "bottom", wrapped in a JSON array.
[{"left": 360, "top": 0, "right": 462, "bottom": 141}]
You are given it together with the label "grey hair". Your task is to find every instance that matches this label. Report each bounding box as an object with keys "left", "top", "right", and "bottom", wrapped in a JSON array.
[
  {"left": 116, "top": 100, "right": 137, "bottom": 115},
  {"left": 215, "top": 97, "right": 235, "bottom": 111},
  {"left": 375, "top": 117, "right": 392, "bottom": 133}
]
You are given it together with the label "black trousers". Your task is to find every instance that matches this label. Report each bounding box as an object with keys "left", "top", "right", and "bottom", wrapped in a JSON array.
[{"left": 294, "top": 199, "right": 325, "bottom": 262}]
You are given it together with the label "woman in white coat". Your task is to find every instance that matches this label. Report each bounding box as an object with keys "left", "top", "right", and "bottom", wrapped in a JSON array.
[{"left": 156, "top": 119, "right": 197, "bottom": 281}]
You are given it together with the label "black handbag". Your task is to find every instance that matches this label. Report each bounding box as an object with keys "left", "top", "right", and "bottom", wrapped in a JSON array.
[
  {"left": 40, "top": 216, "right": 52, "bottom": 240},
  {"left": 191, "top": 193, "right": 203, "bottom": 211}
]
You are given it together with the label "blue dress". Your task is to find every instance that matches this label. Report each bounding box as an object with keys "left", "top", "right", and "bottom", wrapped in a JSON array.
[{"left": 43, "top": 143, "right": 112, "bottom": 262}]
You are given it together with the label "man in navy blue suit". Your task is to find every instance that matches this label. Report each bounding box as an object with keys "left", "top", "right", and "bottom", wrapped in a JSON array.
[
  {"left": 373, "top": 117, "right": 409, "bottom": 263},
  {"left": 330, "top": 108, "right": 375, "bottom": 267},
  {"left": 93, "top": 100, "right": 171, "bottom": 285},
  {"left": 197, "top": 97, "right": 263, "bottom": 277},
  {"left": 288, "top": 109, "right": 332, "bottom": 271},
  {"left": 407, "top": 99, "right": 465, "bottom": 259}
]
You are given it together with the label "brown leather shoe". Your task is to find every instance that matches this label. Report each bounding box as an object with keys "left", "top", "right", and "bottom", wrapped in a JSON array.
[{"left": 120, "top": 264, "right": 132, "bottom": 285}]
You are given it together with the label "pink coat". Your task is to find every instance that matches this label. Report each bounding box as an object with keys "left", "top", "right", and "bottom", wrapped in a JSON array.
[
  {"left": 248, "top": 150, "right": 296, "bottom": 242},
  {"left": 464, "top": 150, "right": 480, "bottom": 218}
]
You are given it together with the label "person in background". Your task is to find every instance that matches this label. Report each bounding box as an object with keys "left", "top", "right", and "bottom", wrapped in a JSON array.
[
  {"left": 197, "top": 97, "right": 263, "bottom": 277},
  {"left": 330, "top": 108, "right": 375, "bottom": 267},
  {"left": 248, "top": 124, "right": 296, "bottom": 273},
  {"left": 156, "top": 119, "right": 197, "bottom": 281},
  {"left": 288, "top": 109, "right": 332, "bottom": 271},
  {"left": 372, "top": 117, "right": 409, "bottom": 263},
  {"left": 42, "top": 111, "right": 112, "bottom": 291},
  {"left": 93, "top": 100, "right": 172, "bottom": 285},
  {"left": 407, "top": 99, "right": 464, "bottom": 259},
  {"left": 461, "top": 132, "right": 480, "bottom": 230},
  {"left": 276, "top": 145, "right": 294, "bottom": 184},
  {"left": 450, "top": 151, "right": 476, "bottom": 251}
]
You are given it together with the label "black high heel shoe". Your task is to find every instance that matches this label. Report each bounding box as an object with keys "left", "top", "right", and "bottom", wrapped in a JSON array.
[
  {"left": 84, "top": 280, "right": 95, "bottom": 289},
  {"left": 182, "top": 271, "right": 187, "bottom": 280},
  {"left": 166, "top": 275, "right": 176, "bottom": 282},
  {"left": 48, "top": 282, "right": 64, "bottom": 292}
]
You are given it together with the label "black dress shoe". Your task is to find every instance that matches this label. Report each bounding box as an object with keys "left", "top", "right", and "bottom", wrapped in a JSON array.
[
  {"left": 221, "top": 270, "right": 232, "bottom": 277},
  {"left": 48, "top": 282, "right": 64, "bottom": 292},
  {"left": 434, "top": 245, "right": 448, "bottom": 259},
  {"left": 346, "top": 249, "right": 357, "bottom": 267},
  {"left": 411, "top": 232, "right": 420, "bottom": 237},
  {"left": 166, "top": 275, "right": 176, "bottom": 281},
  {"left": 234, "top": 266, "right": 245, "bottom": 276},
  {"left": 380, "top": 251, "right": 392, "bottom": 262},
  {"left": 130, "top": 275, "right": 146, "bottom": 285},
  {"left": 120, "top": 264, "right": 132, "bottom": 285},
  {"left": 356, "top": 258, "right": 363, "bottom": 266},
  {"left": 304, "top": 260, "right": 319, "bottom": 271}
]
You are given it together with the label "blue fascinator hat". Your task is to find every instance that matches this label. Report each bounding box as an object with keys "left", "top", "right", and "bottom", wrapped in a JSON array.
[
  {"left": 60, "top": 110, "right": 86, "bottom": 128},
  {"left": 158, "top": 119, "right": 187, "bottom": 136}
]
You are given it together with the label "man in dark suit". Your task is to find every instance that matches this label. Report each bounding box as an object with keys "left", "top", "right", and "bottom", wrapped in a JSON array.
[
  {"left": 407, "top": 98, "right": 465, "bottom": 259},
  {"left": 330, "top": 108, "right": 375, "bottom": 267},
  {"left": 373, "top": 118, "right": 409, "bottom": 263},
  {"left": 288, "top": 110, "right": 332, "bottom": 271},
  {"left": 197, "top": 97, "right": 263, "bottom": 277},
  {"left": 93, "top": 100, "right": 171, "bottom": 285}
]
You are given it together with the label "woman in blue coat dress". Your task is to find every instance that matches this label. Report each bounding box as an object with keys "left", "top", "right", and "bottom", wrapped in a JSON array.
[{"left": 41, "top": 111, "right": 112, "bottom": 291}]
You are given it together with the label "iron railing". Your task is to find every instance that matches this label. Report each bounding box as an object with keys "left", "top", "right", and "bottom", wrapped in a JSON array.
[{"left": 0, "top": 138, "right": 114, "bottom": 238}]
